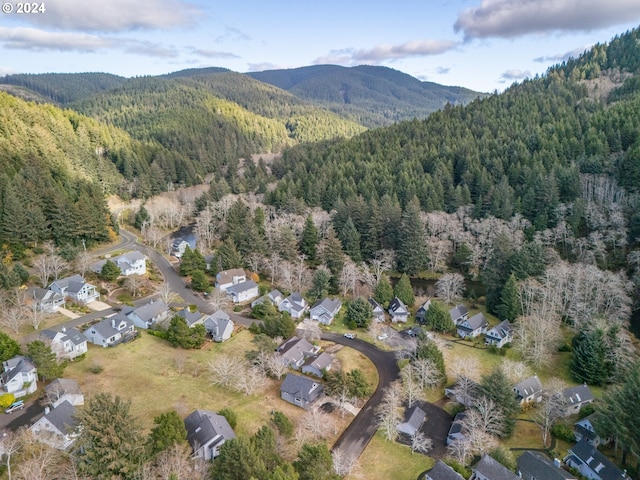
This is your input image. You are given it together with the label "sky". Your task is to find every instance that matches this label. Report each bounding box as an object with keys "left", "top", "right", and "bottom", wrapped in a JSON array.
[{"left": 1, "top": 0, "right": 640, "bottom": 92}]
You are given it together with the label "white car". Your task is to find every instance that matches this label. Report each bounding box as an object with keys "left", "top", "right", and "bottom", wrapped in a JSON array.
[
  {"left": 343, "top": 333, "right": 356, "bottom": 339},
  {"left": 377, "top": 333, "right": 388, "bottom": 341}
]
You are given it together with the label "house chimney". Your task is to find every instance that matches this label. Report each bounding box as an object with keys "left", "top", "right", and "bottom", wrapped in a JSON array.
[
  {"left": 61, "top": 327, "right": 66, "bottom": 333},
  {"left": 112, "top": 318, "right": 116, "bottom": 328},
  {"left": 554, "top": 458, "right": 561, "bottom": 468},
  {"left": 44, "top": 406, "right": 50, "bottom": 415}
]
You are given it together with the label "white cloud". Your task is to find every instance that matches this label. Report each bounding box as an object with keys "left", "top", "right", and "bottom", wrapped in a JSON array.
[
  {"left": 188, "top": 47, "right": 240, "bottom": 59},
  {"left": 499, "top": 69, "right": 531, "bottom": 82},
  {"left": 533, "top": 45, "right": 592, "bottom": 63},
  {"left": 313, "top": 39, "right": 458, "bottom": 66},
  {"left": 0, "top": 27, "right": 112, "bottom": 51},
  {"left": 436, "top": 66, "right": 451, "bottom": 74},
  {"left": 26, "top": 0, "right": 202, "bottom": 32},
  {"left": 246, "top": 62, "right": 290, "bottom": 72},
  {"left": 455, "top": 0, "right": 640, "bottom": 39}
]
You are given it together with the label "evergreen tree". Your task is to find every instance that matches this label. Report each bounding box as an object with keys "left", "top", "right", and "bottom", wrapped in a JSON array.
[
  {"left": 309, "top": 268, "right": 331, "bottom": 301},
  {"left": 75, "top": 393, "right": 145, "bottom": 480},
  {"left": 0, "top": 332, "right": 20, "bottom": 361},
  {"left": 133, "top": 206, "right": 150, "bottom": 230},
  {"left": 415, "top": 337, "right": 446, "bottom": 382},
  {"left": 215, "top": 238, "right": 244, "bottom": 271},
  {"left": 210, "top": 437, "right": 263, "bottom": 480},
  {"left": 261, "top": 312, "right": 297, "bottom": 339},
  {"left": 190, "top": 269, "right": 210, "bottom": 292},
  {"left": 321, "top": 226, "right": 344, "bottom": 276},
  {"left": 147, "top": 410, "right": 187, "bottom": 456},
  {"left": 27, "top": 340, "right": 65, "bottom": 381},
  {"left": 294, "top": 444, "right": 340, "bottom": 480},
  {"left": 424, "top": 301, "right": 455, "bottom": 332},
  {"left": 179, "top": 246, "right": 206, "bottom": 276},
  {"left": 300, "top": 215, "right": 319, "bottom": 263},
  {"left": 497, "top": 274, "right": 520, "bottom": 322},
  {"left": 218, "top": 408, "right": 238, "bottom": 429},
  {"left": 394, "top": 273, "right": 415, "bottom": 306},
  {"left": 479, "top": 366, "right": 520, "bottom": 437},
  {"left": 374, "top": 274, "right": 394, "bottom": 307},
  {"left": 339, "top": 217, "right": 362, "bottom": 262},
  {"left": 166, "top": 316, "right": 206, "bottom": 349},
  {"left": 570, "top": 329, "right": 611, "bottom": 386},
  {"left": 100, "top": 259, "right": 121, "bottom": 281},
  {"left": 397, "top": 197, "right": 427, "bottom": 274},
  {"left": 345, "top": 297, "right": 373, "bottom": 329}
]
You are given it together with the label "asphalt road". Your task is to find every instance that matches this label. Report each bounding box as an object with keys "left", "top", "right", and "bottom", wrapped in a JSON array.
[{"left": 321, "top": 332, "right": 401, "bottom": 460}]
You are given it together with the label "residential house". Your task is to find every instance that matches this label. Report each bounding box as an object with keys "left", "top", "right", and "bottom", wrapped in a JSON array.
[
  {"left": 204, "top": 310, "right": 234, "bottom": 342},
  {"left": 92, "top": 251, "right": 147, "bottom": 276},
  {"left": 251, "top": 289, "right": 284, "bottom": 308},
  {"left": 184, "top": 409, "right": 236, "bottom": 460},
  {"left": 444, "top": 377, "right": 479, "bottom": 407},
  {"left": 513, "top": 375, "right": 544, "bottom": 405},
  {"left": 396, "top": 405, "right": 426, "bottom": 437},
  {"left": 415, "top": 299, "right": 432, "bottom": 324},
  {"left": 388, "top": 296, "right": 410, "bottom": 323},
  {"left": 564, "top": 439, "right": 629, "bottom": 480},
  {"left": 175, "top": 308, "right": 208, "bottom": 328},
  {"left": 517, "top": 451, "right": 577, "bottom": 480},
  {"left": 40, "top": 327, "right": 88, "bottom": 361},
  {"left": 449, "top": 304, "right": 469, "bottom": 325},
  {"left": 214, "top": 268, "right": 246, "bottom": 292},
  {"left": 276, "top": 336, "right": 320, "bottom": 369},
  {"left": 457, "top": 312, "right": 488, "bottom": 339},
  {"left": 171, "top": 235, "right": 196, "bottom": 259},
  {"left": 369, "top": 297, "right": 386, "bottom": 322},
  {"left": 301, "top": 352, "right": 334, "bottom": 378},
  {"left": 29, "top": 401, "right": 77, "bottom": 450},
  {"left": 226, "top": 280, "right": 259, "bottom": 304},
  {"left": 279, "top": 292, "right": 308, "bottom": 319},
  {"left": 561, "top": 384, "right": 595, "bottom": 417},
  {"left": 470, "top": 454, "right": 519, "bottom": 480},
  {"left": 446, "top": 412, "right": 467, "bottom": 446},
  {"left": 484, "top": 320, "right": 513, "bottom": 348},
  {"left": 45, "top": 378, "right": 84, "bottom": 407},
  {"left": 26, "top": 286, "right": 65, "bottom": 313},
  {"left": 424, "top": 460, "right": 465, "bottom": 480},
  {"left": 49, "top": 274, "right": 99, "bottom": 304},
  {"left": 84, "top": 314, "right": 136, "bottom": 347},
  {"left": 1, "top": 356, "right": 37, "bottom": 398},
  {"left": 125, "top": 300, "right": 170, "bottom": 329},
  {"left": 310, "top": 297, "right": 342, "bottom": 325},
  {"left": 280, "top": 373, "right": 324, "bottom": 409},
  {"left": 574, "top": 414, "right": 608, "bottom": 447}
]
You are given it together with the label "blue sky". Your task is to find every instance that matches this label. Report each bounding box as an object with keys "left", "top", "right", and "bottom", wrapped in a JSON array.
[{"left": 1, "top": 0, "right": 640, "bottom": 92}]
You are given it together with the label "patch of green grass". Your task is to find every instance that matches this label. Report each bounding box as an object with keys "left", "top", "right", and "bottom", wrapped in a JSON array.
[
  {"left": 331, "top": 343, "right": 379, "bottom": 391},
  {"left": 353, "top": 430, "right": 434, "bottom": 480},
  {"left": 116, "top": 292, "right": 135, "bottom": 303}
]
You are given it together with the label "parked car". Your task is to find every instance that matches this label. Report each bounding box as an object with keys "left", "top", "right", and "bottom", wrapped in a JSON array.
[
  {"left": 377, "top": 333, "right": 388, "bottom": 341},
  {"left": 5, "top": 400, "right": 24, "bottom": 414},
  {"left": 343, "top": 333, "right": 356, "bottom": 339}
]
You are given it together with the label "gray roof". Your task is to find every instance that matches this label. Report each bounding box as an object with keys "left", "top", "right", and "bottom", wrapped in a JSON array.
[
  {"left": 400, "top": 405, "right": 426, "bottom": 431},
  {"left": 176, "top": 309, "right": 206, "bottom": 327},
  {"left": 514, "top": 375, "right": 543, "bottom": 398},
  {"left": 226, "top": 280, "right": 258, "bottom": 295},
  {"left": 184, "top": 410, "right": 236, "bottom": 451},
  {"left": 129, "top": 300, "right": 169, "bottom": 322},
  {"left": 425, "top": 460, "right": 465, "bottom": 480},
  {"left": 280, "top": 374, "right": 323, "bottom": 401},
  {"left": 204, "top": 311, "right": 234, "bottom": 335},
  {"left": 277, "top": 336, "right": 316, "bottom": 362},
  {"left": 1, "top": 356, "right": 36, "bottom": 384},
  {"left": 473, "top": 454, "right": 519, "bottom": 480},
  {"left": 311, "top": 297, "right": 342, "bottom": 315},
  {"left": 569, "top": 439, "right": 627, "bottom": 480},
  {"left": 89, "top": 314, "right": 133, "bottom": 339},
  {"left": 517, "top": 451, "right": 576, "bottom": 480},
  {"left": 43, "top": 400, "right": 76, "bottom": 434},
  {"left": 45, "top": 378, "right": 81, "bottom": 397},
  {"left": 389, "top": 296, "right": 409, "bottom": 314},
  {"left": 448, "top": 412, "right": 467, "bottom": 436},
  {"left": 459, "top": 312, "right": 488, "bottom": 331},
  {"left": 216, "top": 268, "right": 245, "bottom": 285},
  {"left": 416, "top": 299, "right": 432, "bottom": 314},
  {"left": 29, "top": 286, "right": 63, "bottom": 303},
  {"left": 368, "top": 297, "right": 383, "bottom": 311},
  {"left": 449, "top": 304, "right": 469, "bottom": 321},
  {"left": 50, "top": 274, "right": 85, "bottom": 290},
  {"left": 563, "top": 384, "right": 594, "bottom": 406},
  {"left": 487, "top": 320, "right": 513, "bottom": 339},
  {"left": 302, "top": 352, "right": 334, "bottom": 371}
]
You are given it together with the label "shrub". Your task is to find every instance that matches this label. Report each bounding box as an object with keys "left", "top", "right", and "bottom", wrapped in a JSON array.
[
  {"left": 0, "top": 393, "right": 16, "bottom": 408},
  {"left": 218, "top": 408, "right": 238, "bottom": 429},
  {"left": 271, "top": 411, "right": 293, "bottom": 437},
  {"left": 551, "top": 423, "right": 575, "bottom": 443},
  {"left": 89, "top": 362, "right": 104, "bottom": 374}
]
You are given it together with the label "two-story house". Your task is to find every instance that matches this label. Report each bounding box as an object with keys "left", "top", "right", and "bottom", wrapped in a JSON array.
[
  {"left": 49, "top": 275, "right": 99, "bottom": 304},
  {"left": 1, "top": 356, "right": 37, "bottom": 398},
  {"left": 457, "top": 312, "right": 488, "bottom": 339},
  {"left": 92, "top": 251, "right": 147, "bottom": 276},
  {"left": 184, "top": 409, "right": 236, "bottom": 460},
  {"left": 484, "top": 320, "right": 513, "bottom": 348},
  {"left": 40, "top": 327, "right": 88, "bottom": 361},
  {"left": 388, "top": 296, "right": 410, "bottom": 323},
  {"left": 214, "top": 268, "right": 246, "bottom": 292},
  {"left": 125, "top": 300, "right": 170, "bottom": 329},
  {"left": 279, "top": 292, "right": 308, "bottom": 319},
  {"left": 310, "top": 297, "right": 342, "bottom": 325},
  {"left": 84, "top": 314, "right": 136, "bottom": 347}
]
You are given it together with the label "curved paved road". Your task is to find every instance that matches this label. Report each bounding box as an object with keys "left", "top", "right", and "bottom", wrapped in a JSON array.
[{"left": 321, "top": 333, "right": 401, "bottom": 460}]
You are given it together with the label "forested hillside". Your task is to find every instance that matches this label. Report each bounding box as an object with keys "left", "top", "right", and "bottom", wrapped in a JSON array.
[{"left": 248, "top": 64, "right": 482, "bottom": 127}]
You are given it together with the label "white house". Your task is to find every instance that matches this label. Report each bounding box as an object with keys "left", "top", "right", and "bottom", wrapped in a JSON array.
[
  {"left": 84, "top": 314, "right": 136, "bottom": 347},
  {"left": 369, "top": 297, "right": 386, "bottom": 322},
  {"left": 301, "top": 352, "right": 334, "bottom": 378},
  {"left": 92, "top": 251, "right": 147, "bottom": 276},
  {"left": 204, "top": 310, "right": 234, "bottom": 342},
  {"left": 484, "top": 320, "right": 513, "bottom": 348},
  {"left": 471, "top": 454, "right": 519, "bottom": 480},
  {"left": 26, "top": 286, "right": 65, "bottom": 313},
  {"left": 279, "top": 292, "right": 308, "bottom": 319},
  {"left": 310, "top": 298, "right": 342, "bottom": 325},
  {"left": 45, "top": 378, "right": 84, "bottom": 408},
  {"left": 449, "top": 304, "right": 469, "bottom": 325},
  {"left": 49, "top": 275, "right": 99, "bottom": 304},
  {"left": 226, "top": 280, "right": 259, "bottom": 304},
  {"left": 513, "top": 375, "right": 544, "bottom": 405},
  {"left": 1, "top": 356, "right": 37, "bottom": 398},
  {"left": 29, "top": 401, "right": 78, "bottom": 450},
  {"left": 564, "top": 439, "right": 629, "bottom": 480},
  {"left": 251, "top": 289, "right": 284, "bottom": 308},
  {"left": 215, "top": 268, "right": 246, "bottom": 292},
  {"left": 125, "top": 300, "right": 170, "bottom": 329},
  {"left": 396, "top": 405, "right": 426, "bottom": 437},
  {"left": 184, "top": 410, "right": 236, "bottom": 460},
  {"left": 40, "top": 327, "right": 88, "bottom": 361},
  {"left": 456, "top": 312, "right": 488, "bottom": 339},
  {"left": 388, "top": 296, "right": 410, "bottom": 323},
  {"left": 276, "top": 336, "right": 320, "bottom": 369},
  {"left": 171, "top": 236, "right": 197, "bottom": 259}
]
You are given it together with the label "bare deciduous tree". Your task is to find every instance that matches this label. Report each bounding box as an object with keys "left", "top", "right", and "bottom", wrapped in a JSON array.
[
  {"left": 74, "top": 251, "right": 95, "bottom": 278},
  {"left": 332, "top": 448, "right": 360, "bottom": 477},
  {"left": 513, "top": 314, "right": 562, "bottom": 367},
  {"left": 377, "top": 382, "right": 403, "bottom": 442},
  {"left": 124, "top": 275, "right": 145, "bottom": 298},
  {"left": 157, "top": 283, "right": 178, "bottom": 305},
  {"left": 410, "top": 431, "right": 433, "bottom": 455},
  {"left": 207, "top": 288, "right": 231, "bottom": 312},
  {"left": 467, "top": 396, "right": 506, "bottom": 438},
  {"left": 435, "top": 273, "right": 465, "bottom": 304},
  {"left": 296, "top": 319, "right": 322, "bottom": 343},
  {"left": 1, "top": 306, "right": 28, "bottom": 334},
  {"left": 501, "top": 359, "right": 532, "bottom": 384},
  {"left": 412, "top": 358, "right": 444, "bottom": 389},
  {"left": 401, "top": 366, "right": 424, "bottom": 408}
]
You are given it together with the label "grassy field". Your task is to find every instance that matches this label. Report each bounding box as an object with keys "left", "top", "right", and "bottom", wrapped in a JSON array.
[{"left": 352, "top": 430, "right": 434, "bottom": 480}]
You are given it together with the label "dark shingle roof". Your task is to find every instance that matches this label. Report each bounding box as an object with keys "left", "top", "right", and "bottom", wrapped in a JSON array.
[
  {"left": 563, "top": 384, "right": 594, "bottom": 406},
  {"left": 184, "top": 410, "right": 236, "bottom": 451},
  {"left": 44, "top": 400, "right": 76, "bottom": 434},
  {"left": 280, "top": 373, "right": 323, "bottom": 401},
  {"left": 570, "top": 439, "right": 627, "bottom": 480},
  {"left": 473, "top": 454, "right": 519, "bottom": 480},
  {"left": 517, "top": 451, "right": 576, "bottom": 480},
  {"left": 425, "top": 460, "right": 465, "bottom": 480}
]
